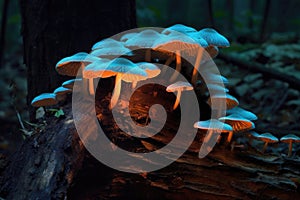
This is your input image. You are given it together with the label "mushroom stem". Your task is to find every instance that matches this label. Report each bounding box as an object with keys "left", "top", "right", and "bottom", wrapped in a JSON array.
[
  {"left": 145, "top": 49, "right": 151, "bottom": 62},
  {"left": 161, "top": 55, "right": 174, "bottom": 75},
  {"left": 191, "top": 48, "right": 204, "bottom": 86},
  {"left": 88, "top": 78, "right": 95, "bottom": 95},
  {"left": 227, "top": 131, "right": 233, "bottom": 143},
  {"left": 288, "top": 141, "right": 293, "bottom": 157},
  {"left": 170, "top": 50, "right": 181, "bottom": 82},
  {"left": 173, "top": 90, "right": 182, "bottom": 110},
  {"left": 110, "top": 75, "right": 122, "bottom": 109},
  {"left": 262, "top": 141, "right": 269, "bottom": 153},
  {"left": 132, "top": 81, "right": 137, "bottom": 89}
]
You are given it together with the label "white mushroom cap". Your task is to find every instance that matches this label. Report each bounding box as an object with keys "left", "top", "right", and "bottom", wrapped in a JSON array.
[
  {"left": 198, "top": 28, "right": 230, "bottom": 47},
  {"left": 166, "top": 81, "right": 193, "bottom": 92},
  {"left": 31, "top": 93, "right": 57, "bottom": 107}
]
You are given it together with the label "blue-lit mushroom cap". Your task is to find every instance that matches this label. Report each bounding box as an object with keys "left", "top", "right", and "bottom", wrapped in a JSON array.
[
  {"left": 162, "top": 24, "right": 197, "bottom": 35},
  {"left": 125, "top": 29, "right": 162, "bottom": 49},
  {"left": 280, "top": 134, "right": 300, "bottom": 157},
  {"left": 91, "top": 46, "right": 133, "bottom": 59},
  {"left": 53, "top": 86, "right": 72, "bottom": 95},
  {"left": 187, "top": 32, "right": 209, "bottom": 47},
  {"left": 62, "top": 78, "right": 82, "bottom": 89},
  {"left": 31, "top": 93, "right": 57, "bottom": 107},
  {"left": 92, "top": 38, "right": 124, "bottom": 51},
  {"left": 219, "top": 115, "right": 255, "bottom": 133},
  {"left": 227, "top": 107, "right": 258, "bottom": 121},
  {"left": 194, "top": 119, "right": 233, "bottom": 132},
  {"left": 56, "top": 52, "right": 100, "bottom": 76},
  {"left": 258, "top": 133, "right": 278, "bottom": 143},
  {"left": 208, "top": 93, "right": 239, "bottom": 110},
  {"left": 199, "top": 28, "right": 230, "bottom": 47}
]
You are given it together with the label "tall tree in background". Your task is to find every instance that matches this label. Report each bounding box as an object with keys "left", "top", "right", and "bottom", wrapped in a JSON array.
[
  {"left": 20, "top": 0, "right": 136, "bottom": 120},
  {"left": 0, "top": 1, "right": 136, "bottom": 199}
]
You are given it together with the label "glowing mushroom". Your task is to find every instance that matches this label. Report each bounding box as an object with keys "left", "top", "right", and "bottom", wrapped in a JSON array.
[
  {"left": 53, "top": 86, "right": 72, "bottom": 101},
  {"left": 219, "top": 115, "right": 255, "bottom": 143},
  {"left": 198, "top": 28, "right": 230, "bottom": 48},
  {"left": 125, "top": 29, "right": 162, "bottom": 62},
  {"left": 226, "top": 107, "right": 258, "bottom": 121},
  {"left": 132, "top": 62, "right": 161, "bottom": 88},
  {"left": 280, "top": 134, "right": 300, "bottom": 157},
  {"left": 162, "top": 24, "right": 197, "bottom": 35},
  {"left": 92, "top": 38, "right": 124, "bottom": 51},
  {"left": 166, "top": 81, "right": 193, "bottom": 110},
  {"left": 257, "top": 133, "right": 278, "bottom": 153},
  {"left": 106, "top": 58, "right": 147, "bottom": 109},
  {"left": 208, "top": 93, "right": 239, "bottom": 110},
  {"left": 62, "top": 78, "right": 82, "bottom": 89},
  {"left": 194, "top": 119, "right": 233, "bottom": 143},
  {"left": 82, "top": 59, "right": 116, "bottom": 95},
  {"left": 31, "top": 93, "right": 57, "bottom": 107},
  {"left": 91, "top": 45, "right": 133, "bottom": 59}
]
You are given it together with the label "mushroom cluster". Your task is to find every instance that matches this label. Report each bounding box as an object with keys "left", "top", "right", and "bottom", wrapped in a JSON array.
[{"left": 32, "top": 24, "right": 295, "bottom": 157}]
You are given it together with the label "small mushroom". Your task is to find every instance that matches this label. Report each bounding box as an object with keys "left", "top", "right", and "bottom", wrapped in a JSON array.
[
  {"left": 62, "top": 78, "right": 82, "bottom": 89},
  {"left": 198, "top": 28, "right": 230, "bottom": 48},
  {"left": 133, "top": 62, "right": 161, "bottom": 88},
  {"left": 91, "top": 45, "right": 133, "bottom": 59},
  {"left": 280, "top": 134, "right": 300, "bottom": 157},
  {"left": 226, "top": 107, "right": 258, "bottom": 121},
  {"left": 208, "top": 93, "right": 239, "bottom": 110},
  {"left": 31, "top": 93, "right": 58, "bottom": 107},
  {"left": 194, "top": 119, "right": 233, "bottom": 154},
  {"left": 219, "top": 115, "right": 255, "bottom": 143},
  {"left": 166, "top": 81, "right": 193, "bottom": 110},
  {"left": 257, "top": 133, "right": 278, "bottom": 153},
  {"left": 53, "top": 86, "right": 72, "bottom": 101}
]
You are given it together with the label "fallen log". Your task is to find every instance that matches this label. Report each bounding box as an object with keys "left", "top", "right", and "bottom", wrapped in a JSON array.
[{"left": 218, "top": 52, "right": 300, "bottom": 91}]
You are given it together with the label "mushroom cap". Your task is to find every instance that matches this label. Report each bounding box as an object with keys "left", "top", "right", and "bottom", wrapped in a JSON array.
[
  {"left": 31, "top": 93, "right": 57, "bottom": 107},
  {"left": 83, "top": 59, "right": 116, "bottom": 79},
  {"left": 208, "top": 93, "right": 239, "bottom": 110},
  {"left": 194, "top": 119, "right": 233, "bottom": 132},
  {"left": 166, "top": 81, "right": 193, "bottom": 93},
  {"left": 206, "top": 83, "right": 229, "bottom": 93},
  {"left": 53, "top": 86, "right": 72, "bottom": 95},
  {"left": 91, "top": 46, "right": 133, "bottom": 58},
  {"left": 120, "top": 32, "right": 139, "bottom": 42},
  {"left": 248, "top": 131, "right": 260, "bottom": 138},
  {"left": 107, "top": 58, "right": 148, "bottom": 82},
  {"left": 280, "top": 134, "right": 300, "bottom": 143},
  {"left": 198, "top": 28, "right": 230, "bottom": 47},
  {"left": 205, "top": 74, "right": 229, "bottom": 85},
  {"left": 125, "top": 29, "right": 162, "bottom": 49},
  {"left": 56, "top": 52, "right": 100, "bottom": 76},
  {"left": 136, "top": 62, "right": 161, "bottom": 79},
  {"left": 226, "top": 107, "right": 258, "bottom": 121},
  {"left": 219, "top": 115, "right": 255, "bottom": 133},
  {"left": 62, "top": 78, "right": 82, "bottom": 89},
  {"left": 162, "top": 24, "right": 197, "bottom": 35},
  {"left": 92, "top": 38, "right": 124, "bottom": 51},
  {"left": 152, "top": 34, "right": 200, "bottom": 56},
  {"left": 258, "top": 133, "right": 279, "bottom": 143},
  {"left": 187, "top": 32, "right": 209, "bottom": 47}
]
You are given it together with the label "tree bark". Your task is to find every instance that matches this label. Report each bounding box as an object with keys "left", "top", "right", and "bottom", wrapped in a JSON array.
[{"left": 20, "top": 0, "right": 137, "bottom": 120}]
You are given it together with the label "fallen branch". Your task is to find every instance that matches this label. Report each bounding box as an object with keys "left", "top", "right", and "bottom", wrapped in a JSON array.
[{"left": 218, "top": 53, "right": 300, "bottom": 91}]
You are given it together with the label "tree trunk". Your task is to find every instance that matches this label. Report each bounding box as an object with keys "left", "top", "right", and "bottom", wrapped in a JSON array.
[{"left": 20, "top": 0, "right": 136, "bottom": 120}]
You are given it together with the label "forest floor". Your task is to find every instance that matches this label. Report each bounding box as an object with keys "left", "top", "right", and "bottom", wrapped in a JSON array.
[{"left": 1, "top": 32, "right": 300, "bottom": 199}]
